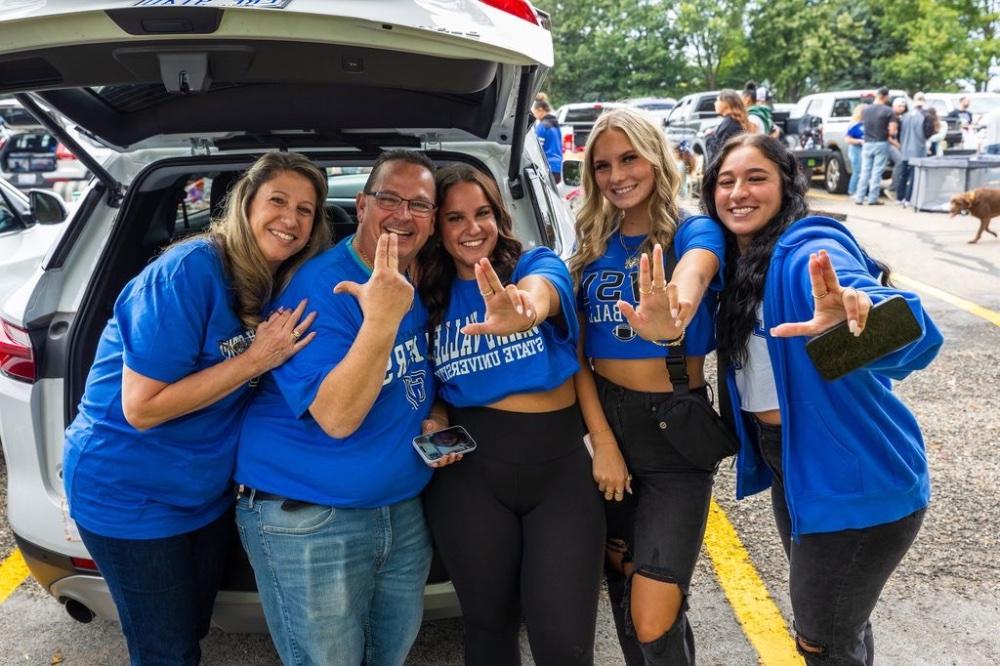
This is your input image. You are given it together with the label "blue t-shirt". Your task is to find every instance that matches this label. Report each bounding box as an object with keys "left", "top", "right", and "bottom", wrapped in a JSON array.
[
  {"left": 579, "top": 215, "right": 725, "bottom": 358},
  {"left": 235, "top": 237, "right": 433, "bottom": 508},
  {"left": 63, "top": 239, "right": 256, "bottom": 539},
  {"left": 535, "top": 115, "right": 563, "bottom": 175},
  {"left": 431, "top": 247, "right": 579, "bottom": 407},
  {"left": 847, "top": 121, "right": 864, "bottom": 141}
]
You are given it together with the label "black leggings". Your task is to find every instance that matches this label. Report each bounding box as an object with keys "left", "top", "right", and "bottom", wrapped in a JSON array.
[{"left": 423, "top": 403, "right": 605, "bottom": 666}]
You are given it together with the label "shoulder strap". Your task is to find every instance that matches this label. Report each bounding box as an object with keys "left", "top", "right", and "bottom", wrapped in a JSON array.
[{"left": 660, "top": 240, "right": 691, "bottom": 395}]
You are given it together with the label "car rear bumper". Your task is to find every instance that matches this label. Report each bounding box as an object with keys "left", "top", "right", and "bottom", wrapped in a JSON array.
[
  {"left": 15, "top": 531, "right": 460, "bottom": 630},
  {"left": 797, "top": 148, "right": 833, "bottom": 171}
]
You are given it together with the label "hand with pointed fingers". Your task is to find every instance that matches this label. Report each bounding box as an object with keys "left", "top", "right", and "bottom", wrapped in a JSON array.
[
  {"left": 616, "top": 244, "right": 689, "bottom": 342},
  {"left": 333, "top": 233, "right": 414, "bottom": 326},
  {"left": 246, "top": 298, "right": 318, "bottom": 373},
  {"left": 459, "top": 257, "right": 538, "bottom": 336},
  {"left": 770, "top": 249, "right": 872, "bottom": 338}
]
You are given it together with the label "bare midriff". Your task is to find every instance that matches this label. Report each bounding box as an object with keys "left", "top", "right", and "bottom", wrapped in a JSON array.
[
  {"left": 752, "top": 409, "right": 782, "bottom": 425},
  {"left": 488, "top": 378, "right": 576, "bottom": 413},
  {"left": 592, "top": 357, "right": 706, "bottom": 393}
]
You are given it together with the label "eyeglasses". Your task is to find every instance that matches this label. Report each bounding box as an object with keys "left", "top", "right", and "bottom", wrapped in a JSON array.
[{"left": 364, "top": 191, "right": 436, "bottom": 218}]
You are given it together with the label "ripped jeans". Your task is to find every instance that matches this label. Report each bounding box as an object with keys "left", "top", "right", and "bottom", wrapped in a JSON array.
[
  {"left": 597, "top": 376, "right": 715, "bottom": 666},
  {"left": 755, "top": 419, "right": 926, "bottom": 665}
]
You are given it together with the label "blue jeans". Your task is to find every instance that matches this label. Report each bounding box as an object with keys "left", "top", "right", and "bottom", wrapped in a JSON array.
[
  {"left": 853, "top": 142, "right": 890, "bottom": 204},
  {"left": 236, "top": 492, "right": 431, "bottom": 666},
  {"left": 986, "top": 144, "right": 1000, "bottom": 155},
  {"left": 847, "top": 144, "right": 862, "bottom": 195},
  {"left": 755, "top": 420, "right": 925, "bottom": 665},
  {"left": 895, "top": 160, "right": 915, "bottom": 203},
  {"left": 77, "top": 509, "right": 234, "bottom": 666}
]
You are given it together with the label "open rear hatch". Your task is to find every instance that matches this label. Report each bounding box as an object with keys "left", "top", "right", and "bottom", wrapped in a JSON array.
[{"left": 0, "top": 1, "right": 552, "bottom": 194}]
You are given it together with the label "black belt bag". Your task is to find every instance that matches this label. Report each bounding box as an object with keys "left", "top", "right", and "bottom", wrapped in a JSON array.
[{"left": 653, "top": 343, "right": 739, "bottom": 472}]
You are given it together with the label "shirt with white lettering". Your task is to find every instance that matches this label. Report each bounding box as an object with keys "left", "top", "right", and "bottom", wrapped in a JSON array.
[
  {"left": 432, "top": 247, "right": 579, "bottom": 407},
  {"left": 235, "top": 236, "right": 433, "bottom": 508}
]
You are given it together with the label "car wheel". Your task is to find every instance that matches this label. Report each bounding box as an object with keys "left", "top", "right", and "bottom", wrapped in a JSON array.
[{"left": 825, "top": 151, "right": 848, "bottom": 194}]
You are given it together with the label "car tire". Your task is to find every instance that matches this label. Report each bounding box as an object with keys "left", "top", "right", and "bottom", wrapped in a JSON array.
[{"left": 825, "top": 151, "right": 848, "bottom": 194}]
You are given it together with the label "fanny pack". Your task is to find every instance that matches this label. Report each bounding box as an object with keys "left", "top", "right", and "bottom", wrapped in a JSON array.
[
  {"left": 648, "top": 242, "right": 738, "bottom": 471},
  {"left": 653, "top": 345, "right": 739, "bottom": 472}
]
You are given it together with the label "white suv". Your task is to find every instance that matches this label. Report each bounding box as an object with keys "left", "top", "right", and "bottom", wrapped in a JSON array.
[{"left": 0, "top": 0, "right": 572, "bottom": 633}]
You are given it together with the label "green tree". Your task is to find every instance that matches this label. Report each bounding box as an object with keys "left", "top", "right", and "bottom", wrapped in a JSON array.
[{"left": 671, "top": 0, "right": 748, "bottom": 90}]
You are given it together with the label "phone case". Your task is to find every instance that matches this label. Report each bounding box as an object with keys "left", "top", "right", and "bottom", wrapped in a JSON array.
[
  {"left": 805, "top": 295, "right": 922, "bottom": 380},
  {"left": 412, "top": 425, "right": 477, "bottom": 465}
]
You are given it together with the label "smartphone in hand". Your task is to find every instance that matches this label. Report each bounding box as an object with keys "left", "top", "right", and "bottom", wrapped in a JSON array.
[
  {"left": 805, "top": 295, "right": 922, "bottom": 380},
  {"left": 412, "top": 425, "right": 477, "bottom": 466}
]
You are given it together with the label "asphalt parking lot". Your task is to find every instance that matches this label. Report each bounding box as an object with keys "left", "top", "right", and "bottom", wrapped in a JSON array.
[{"left": 0, "top": 186, "right": 998, "bottom": 665}]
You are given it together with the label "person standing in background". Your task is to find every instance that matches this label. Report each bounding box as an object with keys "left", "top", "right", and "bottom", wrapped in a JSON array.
[
  {"left": 533, "top": 95, "right": 564, "bottom": 184},
  {"left": 980, "top": 105, "right": 1000, "bottom": 155},
  {"left": 896, "top": 100, "right": 927, "bottom": 206},
  {"left": 853, "top": 87, "right": 897, "bottom": 206},
  {"left": 845, "top": 104, "right": 866, "bottom": 197}
]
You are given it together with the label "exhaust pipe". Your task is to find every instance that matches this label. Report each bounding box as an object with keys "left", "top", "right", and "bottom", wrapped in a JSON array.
[{"left": 64, "top": 599, "right": 95, "bottom": 623}]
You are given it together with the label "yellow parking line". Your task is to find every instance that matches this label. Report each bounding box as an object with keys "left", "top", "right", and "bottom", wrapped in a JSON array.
[
  {"left": 807, "top": 190, "right": 843, "bottom": 202},
  {"left": 894, "top": 273, "right": 1000, "bottom": 328},
  {"left": 0, "top": 549, "right": 29, "bottom": 604},
  {"left": 704, "top": 500, "right": 804, "bottom": 664}
]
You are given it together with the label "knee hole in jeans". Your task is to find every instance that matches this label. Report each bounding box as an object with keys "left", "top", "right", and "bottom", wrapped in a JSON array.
[
  {"left": 796, "top": 634, "right": 826, "bottom": 655},
  {"left": 630, "top": 572, "right": 684, "bottom": 643}
]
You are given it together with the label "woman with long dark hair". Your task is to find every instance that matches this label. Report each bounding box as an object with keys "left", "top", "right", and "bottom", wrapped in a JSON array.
[
  {"left": 702, "top": 133, "right": 942, "bottom": 664},
  {"left": 419, "top": 164, "right": 604, "bottom": 665}
]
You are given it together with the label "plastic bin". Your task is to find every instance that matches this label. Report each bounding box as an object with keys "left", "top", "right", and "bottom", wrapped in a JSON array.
[{"left": 909, "top": 155, "right": 1000, "bottom": 212}]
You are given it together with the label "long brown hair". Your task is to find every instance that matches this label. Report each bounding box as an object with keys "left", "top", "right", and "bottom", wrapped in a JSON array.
[
  {"left": 717, "top": 89, "right": 752, "bottom": 132},
  {"left": 568, "top": 107, "right": 683, "bottom": 287},
  {"left": 204, "top": 152, "right": 331, "bottom": 328},
  {"left": 418, "top": 163, "right": 522, "bottom": 328}
]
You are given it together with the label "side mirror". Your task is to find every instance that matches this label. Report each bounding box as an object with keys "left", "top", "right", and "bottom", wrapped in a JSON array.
[
  {"left": 28, "top": 189, "right": 67, "bottom": 225},
  {"left": 562, "top": 160, "right": 582, "bottom": 187}
]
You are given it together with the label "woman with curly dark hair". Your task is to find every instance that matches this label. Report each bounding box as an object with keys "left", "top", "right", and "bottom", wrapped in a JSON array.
[
  {"left": 701, "top": 133, "right": 943, "bottom": 664},
  {"left": 418, "top": 163, "right": 604, "bottom": 665}
]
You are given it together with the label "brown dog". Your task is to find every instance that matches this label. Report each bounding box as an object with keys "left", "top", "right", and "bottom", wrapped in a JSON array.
[{"left": 949, "top": 188, "right": 1000, "bottom": 244}]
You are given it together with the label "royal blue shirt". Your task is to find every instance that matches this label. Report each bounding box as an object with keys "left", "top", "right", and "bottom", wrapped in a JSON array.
[
  {"left": 579, "top": 214, "right": 725, "bottom": 358},
  {"left": 535, "top": 114, "right": 563, "bottom": 175},
  {"left": 63, "top": 239, "right": 255, "bottom": 539},
  {"left": 431, "top": 248, "right": 579, "bottom": 407},
  {"left": 723, "top": 217, "right": 942, "bottom": 536},
  {"left": 235, "top": 237, "right": 433, "bottom": 508}
]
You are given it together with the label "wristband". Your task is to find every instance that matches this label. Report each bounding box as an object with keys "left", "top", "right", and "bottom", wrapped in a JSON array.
[{"left": 650, "top": 329, "right": 685, "bottom": 347}]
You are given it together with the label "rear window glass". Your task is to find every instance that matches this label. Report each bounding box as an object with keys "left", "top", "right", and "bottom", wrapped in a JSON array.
[
  {"left": 832, "top": 98, "right": 863, "bottom": 118},
  {"left": 91, "top": 83, "right": 237, "bottom": 113},
  {"left": 695, "top": 97, "right": 717, "bottom": 113},
  {"left": 0, "top": 105, "right": 38, "bottom": 127},
  {"left": 564, "top": 107, "right": 606, "bottom": 123},
  {"left": 10, "top": 133, "right": 56, "bottom": 152}
]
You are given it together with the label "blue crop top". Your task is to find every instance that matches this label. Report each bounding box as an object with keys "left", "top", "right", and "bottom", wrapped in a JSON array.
[
  {"left": 431, "top": 247, "right": 580, "bottom": 407},
  {"left": 579, "top": 214, "right": 725, "bottom": 359}
]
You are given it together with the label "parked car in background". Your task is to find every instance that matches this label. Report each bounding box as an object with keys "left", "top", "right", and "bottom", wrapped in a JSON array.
[
  {"left": 0, "top": 176, "right": 67, "bottom": 307},
  {"left": 924, "top": 92, "right": 1000, "bottom": 150},
  {"left": 626, "top": 97, "right": 677, "bottom": 126},
  {"left": 788, "top": 89, "right": 909, "bottom": 193},
  {"left": 0, "top": 0, "right": 572, "bottom": 634},
  {"left": 555, "top": 101, "right": 627, "bottom": 153}
]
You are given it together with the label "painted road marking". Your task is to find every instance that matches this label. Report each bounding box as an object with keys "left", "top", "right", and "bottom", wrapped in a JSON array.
[
  {"left": 704, "top": 500, "right": 804, "bottom": 665},
  {"left": 807, "top": 190, "right": 843, "bottom": 202},
  {"left": 0, "top": 549, "right": 28, "bottom": 604},
  {"left": 894, "top": 273, "right": 1000, "bottom": 328}
]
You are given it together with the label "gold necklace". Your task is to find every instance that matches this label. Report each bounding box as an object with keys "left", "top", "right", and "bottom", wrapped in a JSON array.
[
  {"left": 353, "top": 235, "right": 373, "bottom": 268},
  {"left": 618, "top": 228, "right": 644, "bottom": 270}
]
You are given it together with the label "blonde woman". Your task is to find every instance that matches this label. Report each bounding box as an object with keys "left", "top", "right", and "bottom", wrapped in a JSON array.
[
  {"left": 706, "top": 89, "right": 752, "bottom": 166},
  {"left": 846, "top": 103, "right": 867, "bottom": 196},
  {"left": 570, "top": 108, "right": 725, "bottom": 665},
  {"left": 63, "top": 152, "right": 330, "bottom": 664}
]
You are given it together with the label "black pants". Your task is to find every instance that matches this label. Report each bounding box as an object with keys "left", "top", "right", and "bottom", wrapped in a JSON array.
[
  {"left": 755, "top": 419, "right": 926, "bottom": 665},
  {"left": 423, "top": 404, "right": 605, "bottom": 666},
  {"left": 596, "top": 376, "right": 715, "bottom": 666}
]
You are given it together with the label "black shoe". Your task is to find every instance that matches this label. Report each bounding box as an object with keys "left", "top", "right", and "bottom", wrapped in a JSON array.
[{"left": 868, "top": 201, "right": 885, "bottom": 206}]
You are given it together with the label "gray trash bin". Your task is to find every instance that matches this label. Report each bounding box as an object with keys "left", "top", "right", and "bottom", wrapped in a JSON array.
[{"left": 910, "top": 155, "right": 1000, "bottom": 212}]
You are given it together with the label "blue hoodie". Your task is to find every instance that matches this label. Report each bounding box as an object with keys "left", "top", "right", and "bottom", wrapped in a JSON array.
[{"left": 721, "top": 216, "right": 943, "bottom": 538}]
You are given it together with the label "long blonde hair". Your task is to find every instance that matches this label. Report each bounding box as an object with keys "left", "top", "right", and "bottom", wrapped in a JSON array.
[
  {"left": 207, "top": 152, "right": 331, "bottom": 328},
  {"left": 568, "top": 107, "right": 683, "bottom": 286}
]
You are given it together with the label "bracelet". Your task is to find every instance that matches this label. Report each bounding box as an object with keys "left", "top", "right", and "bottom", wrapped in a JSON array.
[
  {"left": 588, "top": 425, "right": 612, "bottom": 437},
  {"left": 650, "top": 329, "right": 685, "bottom": 347},
  {"left": 517, "top": 311, "right": 539, "bottom": 333}
]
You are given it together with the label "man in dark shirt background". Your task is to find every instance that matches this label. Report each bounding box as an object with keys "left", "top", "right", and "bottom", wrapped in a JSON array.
[{"left": 853, "top": 86, "right": 898, "bottom": 206}]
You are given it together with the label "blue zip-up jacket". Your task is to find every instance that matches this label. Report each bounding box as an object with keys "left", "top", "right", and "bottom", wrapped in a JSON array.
[{"left": 721, "top": 216, "right": 943, "bottom": 538}]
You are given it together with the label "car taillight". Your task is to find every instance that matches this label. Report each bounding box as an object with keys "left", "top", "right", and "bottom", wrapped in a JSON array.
[
  {"left": 479, "top": 0, "right": 539, "bottom": 24},
  {"left": 0, "top": 136, "right": 6, "bottom": 150},
  {"left": 0, "top": 318, "right": 35, "bottom": 383},
  {"left": 563, "top": 133, "right": 574, "bottom": 154},
  {"left": 71, "top": 557, "right": 99, "bottom": 572},
  {"left": 56, "top": 143, "right": 76, "bottom": 160}
]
